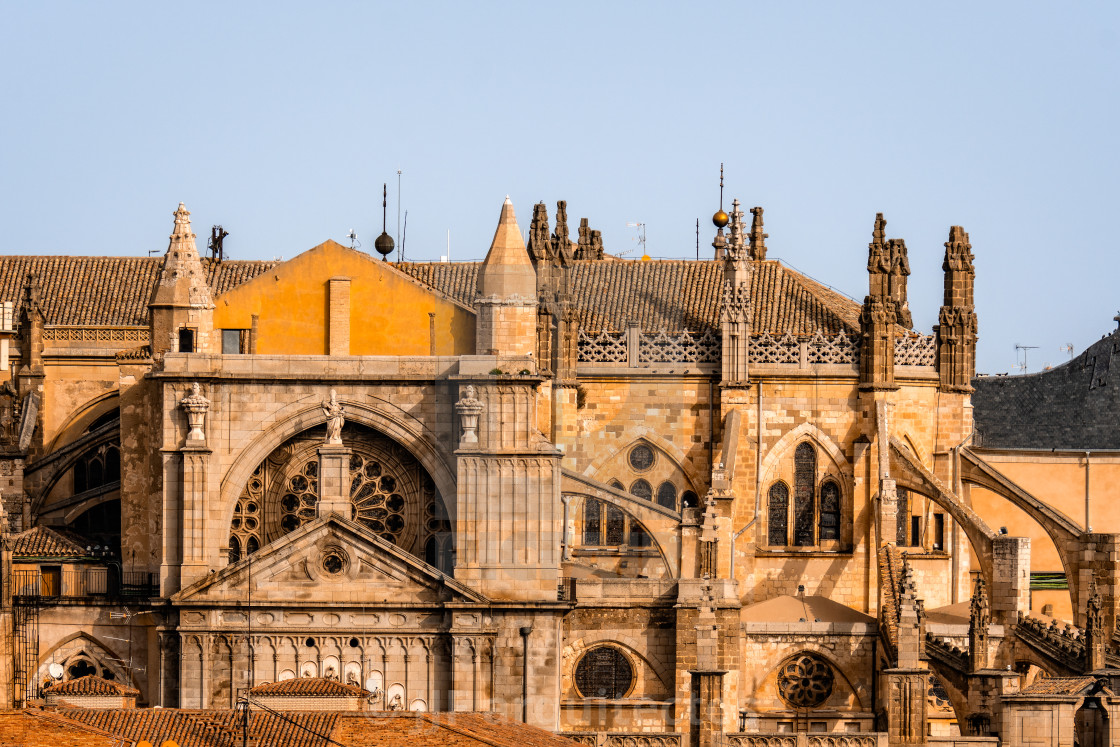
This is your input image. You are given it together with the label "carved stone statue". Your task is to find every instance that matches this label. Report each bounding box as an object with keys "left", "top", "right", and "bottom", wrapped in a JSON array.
[{"left": 322, "top": 390, "right": 345, "bottom": 445}]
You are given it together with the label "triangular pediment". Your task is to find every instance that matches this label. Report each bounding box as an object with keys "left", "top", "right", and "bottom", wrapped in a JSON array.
[{"left": 173, "top": 515, "right": 487, "bottom": 606}]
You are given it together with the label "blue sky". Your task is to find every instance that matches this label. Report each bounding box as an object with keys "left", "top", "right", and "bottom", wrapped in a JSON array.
[{"left": 3, "top": 2, "right": 1118, "bottom": 374}]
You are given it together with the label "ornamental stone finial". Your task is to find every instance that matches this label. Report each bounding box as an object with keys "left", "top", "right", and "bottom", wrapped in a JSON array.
[
  {"left": 179, "top": 382, "right": 211, "bottom": 443},
  {"left": 455, "top": 385, "right": 485, "bottom": 446}
]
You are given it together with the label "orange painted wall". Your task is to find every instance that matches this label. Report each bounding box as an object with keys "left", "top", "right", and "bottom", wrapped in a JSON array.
[
  {"left": 966, "top": 451, "right": 1120, "bottom": 621},
  {"left": 213, "top": 240, "right": 476, "bottom": 356}
]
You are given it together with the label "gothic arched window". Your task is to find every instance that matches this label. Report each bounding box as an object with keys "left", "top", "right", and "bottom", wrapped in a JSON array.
[
  {"left": 793, "top": 443, "right": 817, "bottom": 546},
  {"left": 630, "top": 479, "right": 652, "bottom": 501},
  {"left": 656, "top": 481, "right": 677, "bottom": 510},
  {"left": 768, "top": 482, "right": 789, "bottom": 546},
  {"left": 583, "top": 499, "right": 602, "bottom": 545},
  {"left": 819, "top": 480, "right": 841, "bottom": 541}
]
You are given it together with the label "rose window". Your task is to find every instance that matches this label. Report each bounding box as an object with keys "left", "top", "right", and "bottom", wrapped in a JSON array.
[
  {"left": 348, "top": 452, "right": 407, "bottom": 542},
  {"left": 228, "top": 425, "right": 452, "bottom": 567},
  {"left": 279, "top": 461, "right": 319, "bottom": 533},
  {"left": 776, "top": 654, "right": 834, "bottom": 709}
]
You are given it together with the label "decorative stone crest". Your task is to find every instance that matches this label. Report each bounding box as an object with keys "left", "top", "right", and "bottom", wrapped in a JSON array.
[
  {"left": 321, "top": 390, "right": 345, "bottom": 445},
  {"left": 179, "top": 382, "right": 210, "bottom": 443},
  {"left": 455, "top": 385, "right": 484, "bottom": 446}
]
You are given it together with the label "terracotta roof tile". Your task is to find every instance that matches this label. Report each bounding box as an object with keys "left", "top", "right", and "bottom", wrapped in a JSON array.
[
  {"left": 43, "top": 675, "right": 138, "bottom": 697},
  {"left": 1018, "top": 676, "right": 1099, "bottom": 696},
  {"left": 12, "top": 525, "right": 91, "bottom": 558},
  {"left": 398, "top": 259, "right": 867, "bottom": 335},
  {"left": 0, "top": 253, "right": 873, "bottom": 337},
  {"left": 58, "top": 708, "right": 340, "bottom": 747},
  {"left": 0, "top": 257, "right": 276, "bottom": 327},
  {"left": 0, "top": 709, "right": 131, "bottom": 747},
  {"left": 55, "top": 709, "right": 582, "bottom": 747},
  {"left": 250, "top": 677, "right": 370, "bottom": 697}
]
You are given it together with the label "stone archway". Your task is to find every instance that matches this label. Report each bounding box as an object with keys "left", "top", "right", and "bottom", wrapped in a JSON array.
[
  {"left": 214, "top": 396, "right": 457, "bottom": 572},
  {"left": 223, "top": 421, "right": 453, "bottom": 575}
]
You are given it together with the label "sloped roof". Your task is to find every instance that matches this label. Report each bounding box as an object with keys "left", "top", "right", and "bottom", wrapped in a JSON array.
[
  {"left": 58, "top": 708, "right": 341, "bottom": 747},
  {"left": 0, "top": 709, "right": 131, "bottom": 747},
  {"left": 250, "top": 677, "right": 370, "bottom": 697},
  {"left": 0, "top": 252, "right": 870, "bottom": 336},
  {"left": 399, "top": 259, "right": 866, "bottom": 335},
  {"left": 0, "top": 256, "right": 276, "bottom": 326},
  {"left": 56, "top": 709, "right": 583, "bottom": 747},
  {"left": 43, "top": 675, "right": 139, "bottom": 697},
  {"left": 12, "top": 525, "right": 91, "bottom": 558},
  {"left": 741, "top": 594, "right": 875, "bottom": 624},
  {"left": 1019, "top": 676, "right": 1099, "bottom": 696},
  {"left": 972, "top": 324, "right": 1120, "bottom": 450}
]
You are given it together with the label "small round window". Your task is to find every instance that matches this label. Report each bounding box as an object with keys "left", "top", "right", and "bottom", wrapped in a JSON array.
[
  {"left": 321, "top": 549, "right": 348, "bottom": 575},
  {"left": 628, "top": 444, "right": 655, "bottom": 472},
  {"left": 574, "top": 646, "right": 634, "bottom": 699},
  {"left": 777, "top": 653, "right": 834, "bottom": 709}
]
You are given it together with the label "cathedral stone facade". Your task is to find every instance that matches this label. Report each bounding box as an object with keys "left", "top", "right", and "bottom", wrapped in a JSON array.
[{"left": 1, "top": 196, "right": 1120, "bottom": 747}]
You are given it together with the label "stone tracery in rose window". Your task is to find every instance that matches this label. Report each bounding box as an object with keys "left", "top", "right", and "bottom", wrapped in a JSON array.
[
  {"left": 226, "top": 425, "right": 452, "bottom": 571},
  {"left": 776, "top": 653, "right": 835, "bottom": 709}
]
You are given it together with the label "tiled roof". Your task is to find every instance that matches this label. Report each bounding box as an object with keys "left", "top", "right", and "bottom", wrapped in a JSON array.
[
  {"left": 398, "top": 259, "right": 867, "bottom": 334},
  {"left": 43, "top": 675, "right": 139, "bottom": 697},
  {"left": 1019, "top": 676, "right": 1098, "bottom": 696},
  {"left": 0, "top": 256, "right": 276, "bottom": 327},
  {"left": 0, "top": 252, "right": 871, "bottom": 336},
  {"left": 972, "top": 325, "right": 1120, "bottom": 450},
  {"left": 0, "top": 709, "right": 131, "bottom": 747},
  {"left": 250, "top": 677, "right": 370, "bottom": 697},
  {"left": 58, "top": 708, "right": 340, "bottom": 747},
  {"left": 12, "top": 525, "right": 91, "bottom": 558},
  {"left": 335, "top": 712, "right": 584, "bottom": 747},
  {"left": 56, "top": 709, "right": 584, "bottom": 747}
]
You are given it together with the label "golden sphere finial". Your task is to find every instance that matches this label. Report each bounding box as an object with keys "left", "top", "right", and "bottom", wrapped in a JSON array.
[{"left": 713, "top": 210, "right": 729, "bottom": 229}]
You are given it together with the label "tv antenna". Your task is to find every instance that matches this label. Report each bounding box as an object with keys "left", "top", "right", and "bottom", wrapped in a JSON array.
[
  {"left": 1061, "top": 343, "right": 1074, "bottom": 360},
  {"left": 1014, "top": 343, "right": 1039, "bottom": 373},
  {"left": 626, "top": 221, "right": 646, "bottom": 257},
  {"left": 207, "top": 225, "right": 229, "bottom": 262},
  {"left": 346, "top": 229, "right": 360, "bottom": 250}
]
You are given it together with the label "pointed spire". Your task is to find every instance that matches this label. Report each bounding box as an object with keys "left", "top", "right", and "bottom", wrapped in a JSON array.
[
  {"left": 150, "top": 202, "right": 213, "bottom": 309},
  {"left": 748, "top": 207, "right": 768, "bottom": 261},
  {"left": 478, "top": 197, "right": 535, "bottom": 299},
  {"left": 727, "top": 199, "right": 746, "bottom": 257}
]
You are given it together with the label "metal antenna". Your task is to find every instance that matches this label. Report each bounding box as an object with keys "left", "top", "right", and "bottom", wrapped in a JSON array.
[
  {"left": 719, "top": 163, "right": 724, "bottom": 212},
  {"left": 626, "top": 222, "right": 646, "bottom": 256},
  {"left": 396, "top": 169, "right": 402, "bottom": 262},
  {"left": 401, "top": 211, "right": 408, "bottom": 262},
  {"left": 696, "top": 218, "right": 699, "bottom": 261},
  {"left": 1061, "top": 343, "right": 1074, "bottom": 360},
  {"left": 1015, "top": 344, "right": 1039, "bottom": 373},
  {"left": 346, "top": 229, "right": 359, "bottom": 250}
]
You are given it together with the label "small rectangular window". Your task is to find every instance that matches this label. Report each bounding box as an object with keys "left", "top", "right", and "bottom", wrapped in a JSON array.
[
  {"left": 911, "top": 516, "right": 922, "bottom": 548},
  {"left": 178, "top": 327, "right": 195, "bottom": 353},
  {"left": 776, "top": 722, "right": 794, "bottom": 734},
  {"left": 809, "top": 722, "right": 827, "bottom": 733},
  {"left": 933, "top": 514, "right": 946, "bottom": 551},
  {"left": 845, "top": 722, "right": 862, "bottom": 733},
  {"left": 222, "top": 329, "right": 244, "bottom": 354}
]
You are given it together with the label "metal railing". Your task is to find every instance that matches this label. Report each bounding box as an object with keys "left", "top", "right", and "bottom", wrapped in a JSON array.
[{"left": 11, "top": 568, "right": 157, "bottom": 601}]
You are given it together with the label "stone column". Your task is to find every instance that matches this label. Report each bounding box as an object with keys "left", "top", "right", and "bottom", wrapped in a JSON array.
[
  {"left": 689, "top": 670, "right": 727, "bottom": 747},
  {"left": 991, "top": 535, "right": 1031, "bottom": 627},
  {"left": 318, "top": 445, "right": 352, "bottom": 518}
]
